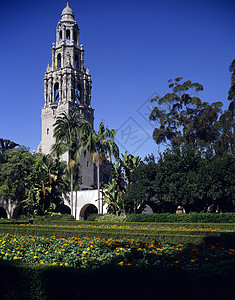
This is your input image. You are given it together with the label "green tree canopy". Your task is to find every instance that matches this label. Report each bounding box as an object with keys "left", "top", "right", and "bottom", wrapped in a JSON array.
[{"left": 149, "top": 78, "right": 223, "bottom": 150}]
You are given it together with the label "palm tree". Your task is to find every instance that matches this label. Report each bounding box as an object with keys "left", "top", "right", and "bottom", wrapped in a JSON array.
[
  {"left": 0, "top": 138, "right": 19, "bottom": 153},
  {"left": 80, "top": 121, "right": 119, "bottom": 214},
  {"left": 51, "top": 111, "right": 87, "bottom": 216},
  {"left": 121, "top": 151, "right": 142, "bottom": 188}
]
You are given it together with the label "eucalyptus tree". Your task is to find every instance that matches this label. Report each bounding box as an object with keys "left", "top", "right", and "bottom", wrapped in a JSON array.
[
  {"left": 149, "top": 77, "right": 223, "bottom": 151},
  {"left": 51, "top": 111, "right": 87, "bottom": 215},
  {"left": 228, "top": 58, "right": 235, "bottom": 113}
]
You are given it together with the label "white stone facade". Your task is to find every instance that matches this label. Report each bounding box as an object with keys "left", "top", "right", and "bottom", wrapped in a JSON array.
[{"left": 63, "top": 190, "right": 108, "bottom": 220}]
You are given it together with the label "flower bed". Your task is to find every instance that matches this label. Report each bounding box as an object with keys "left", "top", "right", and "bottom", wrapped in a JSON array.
[{"left": 0, "top": 233, "right": 234, "bottom": 271}]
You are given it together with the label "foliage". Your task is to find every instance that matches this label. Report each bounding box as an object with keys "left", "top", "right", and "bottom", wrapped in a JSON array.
[
  {"left": 103, "top": 153, "right": 142, "bottom": 215},
  {"left": 0, "top": 258, "right": 234, "bottom": 300},
  {"left": 102, "top": 179, "right": 123, "bottom": 214},
  {"left": 0, "top": 220, "right": 234, "bottom": 247},
  {"left": 125, "top": 145, "right": 234, "bottom": 213},
  {"left": 228, "top": 58, "right": 235, "bottom": 113},
  {"left": 124, "top": 154, "right": 156, "bottom": 214},
  {"left": 0, "top": 233, "right": 234, "bottom": 275},
  {"left": 52, "top": 111, "right": 87, "bottom": 215},
  {"left": 23, "top": 154, "right": 68, "bottom": 215},
  {"left": 0, "top": 138, "right": 19, "bottom": 153},
  {"left": 125, "top": 212, "right": 235, "bottom": 223},
  {"left": 87, "top": 213, "right": 127, "bottom": 222},
  {"left": 149, "top": 77, "right": 223, "bottom": 149},
  {"left": 79, "top": 120, "right": 119, "bottom": 213},
  {"left": 0, "top": 147, "right": 34, "bottom": 205}
]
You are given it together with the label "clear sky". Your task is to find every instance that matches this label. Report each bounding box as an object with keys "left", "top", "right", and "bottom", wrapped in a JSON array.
[{"left": 1, "top": 0, "right": 234, "bottom": 159}]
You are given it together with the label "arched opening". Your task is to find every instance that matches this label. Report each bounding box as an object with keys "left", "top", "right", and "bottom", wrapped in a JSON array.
[
  {"left": 0, "top": 207, "right": 7, "bottom": 218},
  {"left": 66, "top": 29, "right": 70, "bottom": 40},
  {"left": 56, "top": 204, "right": 71, "bottom": 215},
  {"left": 60, "top": 30, "right": 62, "bottom": 40},
  {"left": 54, "top": 82, "right": 59, "bottom": 102},
  {"left": 142, "top": 204, "right": 153, "bottom": 214},
  {"left": 74, "top": 54, "right": 79, "bottom": 69},
  {"left": 57, "top": 53, "right": 61, "bottom": 68},
  {"left": 73, "top": 30, "right": 77, "bottom": 44},
  {"left": 80, "top": 204, "right": 98, "bottom": 220}
]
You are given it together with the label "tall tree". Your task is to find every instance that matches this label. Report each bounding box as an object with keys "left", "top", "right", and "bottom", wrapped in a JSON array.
[
  {"left": 149, "top": 77, "right": 223, "bottom": 150},
  {"left": 228, "top": 58, "right": 235, "bottom": 114},
  {"left": 0, "top": 147, "right": 34, "bottom": 217},
  {"left": 52, "top": 111, "right": 86, "bottom": 216},
  {"left": 124, "top": 154, "right": 156, "bottom": 214},
  {"left": 80, "top": 121, "right": 119, "bottom": 213}
]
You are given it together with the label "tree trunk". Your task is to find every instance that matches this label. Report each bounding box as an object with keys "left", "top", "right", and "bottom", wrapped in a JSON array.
[
  {"left": 97, "top": 163, "right": 101, "bottom": 214},
  {"left": 75, "top": 191, "right": 77, "bottom": 220},
  {"left": 71, "top": 171, "right": 73, "bottom": 217}
]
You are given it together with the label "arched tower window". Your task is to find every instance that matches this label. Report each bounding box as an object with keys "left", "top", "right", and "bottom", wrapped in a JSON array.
[
  {"left": 54, "top": 82, "right": 59, "bottom": 102},
  {"left": 66, "top": 29, "right": 70, "bottom": 40},
  {"left": 74, "top": 54, "right": 79, "bottom": 69},
  {"left": 60, "top": 30, "right": 62, "bottom": 40},
  {"left": 57, "top": 53, "right": 61, "bottom": 68},
  {"left": 73, "top": 30, "right": 77, "bottom": 44},
  {"left": 76, "top": 85, "right": 81, "bottom": 104}
]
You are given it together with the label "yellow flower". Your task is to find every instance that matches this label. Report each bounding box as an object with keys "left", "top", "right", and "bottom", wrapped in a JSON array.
[
  {"left": 118, "top": 261, "right": 124, "bottom": 266},
  {"left": 65, "top": 263, "right": 68, "bottom": 266},
  {"left": 82, "top": 251, "right": 87, "bottom": 254},
  {"left": 33, "top": 256, "right": 37, "bottom": 259},
  {"left": 5, "top": 253, "right": 8, "bottom": 256},
  {"left": 13, "top": 256, "right": 18, "bottom": 260}
]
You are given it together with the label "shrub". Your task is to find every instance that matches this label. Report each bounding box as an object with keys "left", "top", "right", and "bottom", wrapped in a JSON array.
[
  {"left": 125, "top": 213, "right": 235, "bottom": 223},
  {"left": 87, "top": 214, "right": 127, "bottom": 222}
]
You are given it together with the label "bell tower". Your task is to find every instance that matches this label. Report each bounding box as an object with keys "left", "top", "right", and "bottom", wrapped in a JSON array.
[{"left": 38, "top": 2, "right": 94, "bottom": 188}]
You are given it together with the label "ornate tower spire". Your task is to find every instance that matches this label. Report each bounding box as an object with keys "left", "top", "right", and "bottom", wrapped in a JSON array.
[{"left": 39, "top": 3, "right": 94, "bottom": 188}]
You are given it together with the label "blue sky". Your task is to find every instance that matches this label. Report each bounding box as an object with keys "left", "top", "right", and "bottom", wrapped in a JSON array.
[{"left": 1, "top": 0, "right": 234, "bottom": 159}]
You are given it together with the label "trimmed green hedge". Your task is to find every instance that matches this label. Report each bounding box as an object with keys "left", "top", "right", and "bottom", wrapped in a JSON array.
[
  {"left": 0, "top": 259, "right": 234, "bottom": 300},
  {"left": 125, "top": 212, "right": 235, "bottom": 223},
  {"left": 0, "top": 223, "right": 234, "bottom": 247}
]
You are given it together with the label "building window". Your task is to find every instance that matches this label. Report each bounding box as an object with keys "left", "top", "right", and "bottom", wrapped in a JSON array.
[
  {"left": 60, "top": 30, "right": 62, "bottom": 40},
  {"left": 76, "top": 88, "right": 81, "bottom": 104},
  {"left": 74, "top": 54, "right": 79, "bottom": 69},
  {"left": 57, "top": 53, "right": 61, "bottom": 68},
  {"left": 87, "top": 161, "right": 89, "bottom": 167},
  {"left": 54, "top": 82, "right": 59, "bottom": 102},
  {"left": 73, "top": 30, "right": 77, "bottom": 43},
  {"left": 47, "top": 128, "right": 49, "bottom": 135},
  {"left": 66, "top": 29, "right": 70, "bottom": 40}
]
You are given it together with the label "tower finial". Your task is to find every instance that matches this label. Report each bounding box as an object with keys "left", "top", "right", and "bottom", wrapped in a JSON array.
[{"left": 67, "top": 1, "right": 69, "bottom": 6}]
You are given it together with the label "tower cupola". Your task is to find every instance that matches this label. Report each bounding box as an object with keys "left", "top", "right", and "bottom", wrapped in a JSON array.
[{"left": 61, "top": 2, "right": 75, "bottom": 21}]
